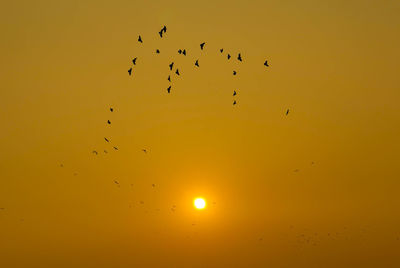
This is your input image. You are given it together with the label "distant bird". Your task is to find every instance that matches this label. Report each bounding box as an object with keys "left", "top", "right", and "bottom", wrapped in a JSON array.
[
  {"left": 200, "top": 42, "right": 205, "bottom": 50},
  {"left": 113, "top": 146, "right": 118, "bottom": 150},
  {"left": 182, "top": 49, "right": 186, "bottom": 55},
  {"left": 233, "top": 90, "right": 237, "bottom": 96},
  {"left": 159, "top": 25, "right": 167, "bottom": 37},
  {"left": 264, "top": 60, "right": 269, "bottom": 67},
  {"left": 195, "top": 60, "right": 199, "bottom": 67},
  {"left": 110, "top": 107, "right": 113, "bottom": 112},
  {"left": 178, "top": 49, "right": 182, "bottom": 54},
  {"left": 142, "top": 149, "right": 147, "bottom": 153},
  {"left": 227, "top": 54, "right": 231, "bottom": 59},
  {"left": 114, "top": 180, "right": 119, "bottom": 186},
  {"left": 169, "top": 62, "right": 174, "bottom": 70},
  {"left": 107, "top": 120, "right": 111, "bottom": 124},
  {"left": 167, "top": 75, "right": 171, "bottom": 82},
  {"left": 159, "top": 30, "right": 163, "bottom": 38},
  {"left": 175, "top": 69, "right": 180, "bottom": 75},
  {"left": 233, "top": 71, "right": 237, "bottom": 75},
  {"left": 152, "top": 184, "right": 156, "bottom": 187},
  {"left": 138, "top": 35, "right": 143, "bottom": 43},
  {"left": 156, "top": 49, "right": 160, "bottom": 54},
  {"left": 128, "top": 68, "right": 132, "bottom": 76},
  {"left": 286, "top": 109, "right": 289, "bottom": 115},
  {"left": 104, "top": 150, "right": 108, "bottom": 154},
  {"left": 92, "top": 150, "right": 98, "bottom": 155},
  {"left": 104, "top": 137, "right": 110, "bottom": 142},
  {"left": 220, "top": 48, "right": 223, "bottom": 53},
  {"left": 233, "top": 100, "right": 237, "bottom": 105},
  {"left": 167, "top": 86, "right": 171, "bottom": 93},
  {"left": 132, "top": 58, "right": 137, "bottom": 65},
  {"left": 238, "top": 53, "right": 242, "bottom": 61}
]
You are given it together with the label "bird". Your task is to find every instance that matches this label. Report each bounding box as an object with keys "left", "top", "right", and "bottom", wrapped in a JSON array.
[
  {"left": 162, "top": 25, "right": 167, "bottom": 33},
  {"left": 113, "top": 146, "right": 118, "bottom": 150},
  {"left": 114, "top": 180, "right": 120, "bottom": 186},
  {"left": 104, "top": 150, "right": 108, "bottom": 154},
  {"left": 92, "top": 150, "right": 98, "bottom": 155},
  {"left": 152, "top": 184, "right": 156, "bottom": 187},
  {"left": 128, "top": 68, "right": 132, "bottom": 76},
  {"left": 138, "top": 35, "right": 143, "bottom": 43},
  {"left": 233, "top": 100, "right": 237, "bottom": 105},
  {"left": 159, "top": 30, "right": 163, "bottom": 38},
  {"left": 156, "top": 49, "right": 160, "bottom": 54},
  {"left": 195, "top": 60, "right": 199, "bottom": 67},
  {"left": 182, "top": 49, "right": 186, "bottom": 55},
  {"left": 107, "top": 120, "right": 111, "bottom": 124},
  {"left": 286, "top": 109, "right": 289, "bottom": 115},
  {"left": 220, "top": 48, "right": 223, "bottom": 53},
  {"left": 167, "top": 86, "right": 171, "bottom": 93},
  {"left": 110, "top": 107, "right": 113, "bottom": 112},
  {"left": 233, "top": 90, "right": 237, "bottom": 96},
  {"left": 264, "top": 60, "right": 269, "bottom": 67},
  {"left": 132, "top": 58, "right": 137, "bottom": 65},
  {"left": 227, "top": 54, "right": 231, "bottom": 59},
  {"left": 238, "top": 53, "right": 242, "bottom": 61},
  {"left": 104, "top": 137, "right": 110, "bottom": 142},
  {"left": 142, "top": 149, "right": 147, "bottom": 153},
  {"left": 169, "top": 62, "right": 174, "bottom": 70},
  {"left": 178, "top": 49, "right": 182, "bottom": 54},
  {"left": 167, "top": 75, "right": 171, "bottom": 82},
  {"left": 175, "top": 69, "right": 180, "bottom": 75},
  {"left": 200, "top": 42, "right": 205, "bottom": 50},
  {"left": 233, "top": 71, "right": 237, "bottom": 75}
]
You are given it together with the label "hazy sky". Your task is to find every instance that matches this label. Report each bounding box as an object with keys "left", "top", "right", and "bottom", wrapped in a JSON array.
[{"left": 1, "top": 0, "right": 400, "bottom": 267}]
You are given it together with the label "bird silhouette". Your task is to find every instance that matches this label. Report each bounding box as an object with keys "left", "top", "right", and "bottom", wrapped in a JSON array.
[
  {"left": 110, "top": 107, "right": 113, "bottom": 112},
  {"left": 233, "top": 100, "right": 237, "bottom": 105},
  {"left": 169, "top": 62, "right": 174, "bottom": 70},
  {"left": 220, "top": 48, "right": 224, "bottom": 53},
  {"left": 114, "top": 180, "right": 120, "bottom": 186},
  {"left": 178, "top": 49, "right": 182, "bottom": 54},
  {"left": 227, "top": 54, "right": 231, "bottom": 59},
  {"left": 200, "top": 42, "right": 205, "bottom": 50},
  {"left": 233, "top": 71, "right": 237, "bottom": 75},
  {"left": 238, "top": 53, "right": 242, "bottom": 61},
  {"left": 142, "top": 149, "right": 147, "bottom": 153},
  {"left": 104, "top": 137, "right": 110, "bottom": 142},
  {"left": 264, "top": 60, "right": 269, "bottom": 67},
  {"left": 113, "top": 146, "right": 118, "bottom": 150},
  {"left": 107, "top": 120, "right": 111, "bottom": 125},
  {"left": 167, "top": 86, "right": 171, "bottom": 93},
  {"left": 132, "top": 58, "right": 137, "bottom": 65},
  {"left": 128, "top": 68, "right": 132, "bottom": 76},
  {"left": 167, "top": 75, "right": 171, "bottom": 82},
  {"left": 195, "top": 60, "right": 199, "bottom": 67},
  {"left": 182, "top": 49, "right": 186, "bottom": 55},
  {"left": 233, "top": 90, "right": 237, "bottom": 96},
  {"left": 92, "top": 150, "right": 98, "bottom": 155},
  {"left": 286, "top": 109, "right": 289, "bottom": 115},
  {"left": 162, "top": 25, "right": 167, "bottom": 33},
  {"left": 175, "top": 69, "right": 180, "bottom": 75},
  {"left": 159, "top": 30, "right": 163, "bottom": 38},
  {"left": 156, "top": 49, "right": 160, "bottom": 54},
  {"left": 138, "top": 35, "right": 143, "bottom": 43}
]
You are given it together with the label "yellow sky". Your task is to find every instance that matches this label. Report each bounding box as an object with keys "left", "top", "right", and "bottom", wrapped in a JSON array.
[{"left": 1, "top": 0, "right": 400, "bottom": 267}]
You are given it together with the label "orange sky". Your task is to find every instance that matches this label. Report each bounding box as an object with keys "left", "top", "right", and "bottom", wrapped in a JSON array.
[{"left": 1, "top": 0, "right": 400, "bottom": 267}]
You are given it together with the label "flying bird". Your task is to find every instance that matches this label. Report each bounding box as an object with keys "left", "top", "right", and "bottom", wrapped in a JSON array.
[
  {"left": 107, "top": 120, "right": 111, "bottom": 124},
  {"left": 233, "top": 71, "right": 237, "bottom": 75},
  {"left": 113, "top": 146, "right": 118, "bottom": 150},
  {"left": 286, "top": 109, "right": 289, "bottom": 115},
  {"left": 195, "top": 60, "right": 199, "bottom": 67},
  {"left": 167, "top": 86, "right": 171, "bottom": 93},
  {"left": 114, "top": 180, "right": 120, "bottom": 186},
  {"left": 138, "top": 35, "right": 143, "bottom": 43},
  {"left": 233, "top": 100, "right": 237, "bottom": 105},
  {"left": 142, "top": 149, "right": 147, "bottom": 153},
  {"left": 159, "top": 30, "right": 163, "bottom": 38},
  {"left": 264, "top": 60, "right": 269, "bottom": 67},
  {"left": 178, "top": 49, "right": 182, "bottom": 54},
  {"left": 132, "top": 58, "right": 137, "bottom": 65},
  {"left": 156, "top": 49, "right": 160, "bottom": 54},
  {"left": 167, "top": 75, "right": 171, "bottom": 82},
  {"left": 152, "top": 184, "right": 156, "bottom": 187},
  {"left": 238, "top": 53, "right": 242, "bottom": 61},
  {"left": 104, "top": 150, "right": 108, "bottom": 154},
  {"left": 128, "top": 68, "right": 132, "bottom": 76},
  {"left": 92, "top": 150, "right": 98, "bottom": 155},
  {"left": 169, "top": 62, "right": 174, "bottom": 70},
  {"left": 233, "top": 90, "right": 237, "bottom": 96},
  {"left": 200, "top": 42, "right": 205, "bottom": 50},
  {"left": 220, "top": 48, "right": 223, "bottom": 53},
  {"left": 110, "top": 107, "right": 113, "bottom": 112},
  {"left": 162, "top": 25, "right": 167, "bottom": 33},
  {"left": 227, "top": 54, "right": 231, "bottom": 59},
  {"left": 104, "top": 137, "right": 110, "bottom": 142},
  {"left": 175, "top": 69, "right": 180, "bottom": 75},
  {"left": 182, "top": 49, "right": 186, "bottom": 55}
]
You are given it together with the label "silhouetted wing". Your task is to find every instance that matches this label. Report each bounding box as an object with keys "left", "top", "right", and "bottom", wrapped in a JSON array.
[
  {"left": 169, "top": 62, "right": 174, "bottom": 70},
  {"left": 220, "top": 48, "right": 223, "bottom": 53},
  {"left": 167, "top": 86, "right": 171, "bottom": 93}
]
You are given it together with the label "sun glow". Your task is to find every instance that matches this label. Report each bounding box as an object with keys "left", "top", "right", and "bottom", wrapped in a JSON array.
[{"left": 194, "top": 198, "right": 206, "bottom": 210}]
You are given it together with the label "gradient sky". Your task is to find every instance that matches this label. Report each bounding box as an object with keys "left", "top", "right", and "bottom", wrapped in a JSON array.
[{"left": 1, "top": 0, "right": 400, "bottom": 267}]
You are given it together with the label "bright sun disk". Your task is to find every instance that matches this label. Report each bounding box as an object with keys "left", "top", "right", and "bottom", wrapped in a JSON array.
[{"left": 194, "top": 198, "right": 206, "bottom": 209}]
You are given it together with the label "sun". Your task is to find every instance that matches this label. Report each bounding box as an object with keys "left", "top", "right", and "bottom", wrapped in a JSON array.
[{"left": 194, "top": 198, "right": 206, "bottom": 210}]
